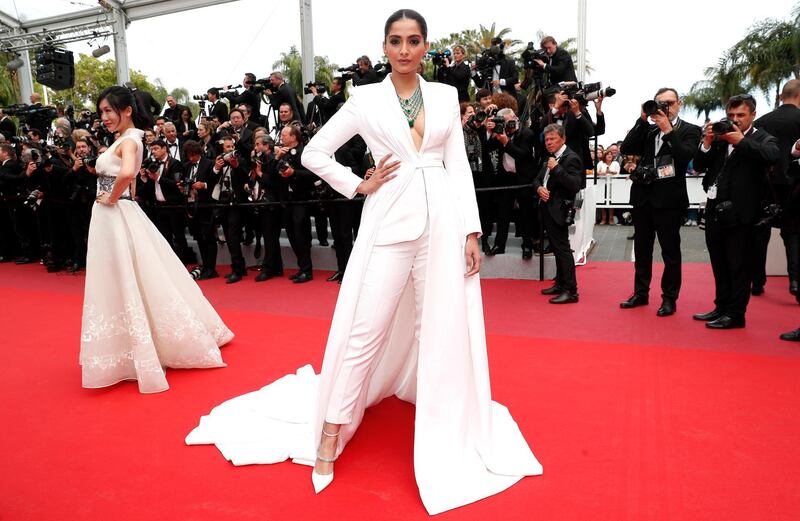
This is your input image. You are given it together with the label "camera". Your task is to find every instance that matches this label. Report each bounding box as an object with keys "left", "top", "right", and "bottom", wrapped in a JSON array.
[
  {"left": 337, "top": 64, "right": 358, "bottom": 81},
  {"left": 711, "top": 118, "right": 736, "bottom": 135},
  {"left": 221, "top": 151, "right": 238, "bottom": 164},
  {"left": 489, "top": 116, "right": 506, "bottom": 134},
  {"left": 521, "top": 42, "right": 549, "bottom": 70},
  {"left": 143, "top": 158, "right": 161, "bottom": 174},
  {"left": 642, "top": 99, "right": 670, "bottom": 117},
  {"left": 277, "top": 159, "right": 290, "bottom": 173},
  {"left": 630, "top": 164, "right": 658, "bottom": 185},
  {"left": 0, "top": 103, "right": 57, "bottom": 123},
  {"left": 192, "top": 94, "right": 209, "bottom": 101},
  {"left": 84, "top": 156, "right": 98, "bottom": 168},
  {"left": 427, "top": 49, "right": 451, "bottom": 67},
  {"left": 304, "top": 82, "right": 328, "bottom": 95},
  {"left": 756, "top": 203, "right": 784, "bottom": 227},
  {"left": 476, "top": 44, "right": 504, "bottom": 76},
  {"left": 23, "top": 190, "right": 42, "bottom": 212},
  {"left": 556, "top": 81, "right": 616, "bottom": 105}
]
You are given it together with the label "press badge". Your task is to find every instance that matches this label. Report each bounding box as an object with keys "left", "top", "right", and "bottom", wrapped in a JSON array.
[
  {"left": 707, "top": 183, "right": 717, "bottom": 200},
  {"left": 655, "top": 155, "right": 676, "bottom": 180}
]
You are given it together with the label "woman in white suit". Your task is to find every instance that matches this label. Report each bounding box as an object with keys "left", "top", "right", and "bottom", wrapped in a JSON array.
[{"left": 187, "top": 9, "right": 541, "bottom": 515}]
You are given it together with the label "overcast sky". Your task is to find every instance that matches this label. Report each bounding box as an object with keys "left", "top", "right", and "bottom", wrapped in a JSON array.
[{"left": 48, "top": 0, "right": 799, "bottom": 144}]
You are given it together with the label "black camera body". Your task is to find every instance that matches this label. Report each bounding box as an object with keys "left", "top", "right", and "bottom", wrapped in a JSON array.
[
  {"left": 304, "top": 82, "right": 328, "bottom": 95},
  {"left": 712, "top": 118, "right": 736, "bottom": 135},
  {"left": 142, "top": 158, "right": 161, "bottom": 174},
  {"left": 630, "top": 164, "right": 658, "bottom": 185},
  {"left": 276, "top": 158, "right": 290, "bottom": 173},
  {"left": 23, "top": 190, "right": 42, "bottom": 212},
  {"left": 476, "top": 44, "right": 505, "bottom": 76},
  {"left": 0, "top": 103, "right": 57, "bottom": 123},
  {"left": 642, "top": 99, "right": 670, "bottom": 117},
  {"left": 521, "top": 43, "right": 549, "bottom": 71},
  {"left": 84, "top": 156, "right": 98, "bottom": 168},
  {"left": 490, "top": 116, "right": 506, "bottom": 134},
  {"left": 427, "top": 49, "right": 451, "bottom": 67}
]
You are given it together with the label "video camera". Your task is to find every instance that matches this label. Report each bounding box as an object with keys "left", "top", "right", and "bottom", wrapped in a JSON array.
[
  {"left": 427, "top": 49, "right": 451, "bottom": 67},
  {"left": 553, "top": 81, "right": 617, "bottom": 106},
  {"left": 0, "top": 104, "right": 58, "bottom": 122},
  {"left": 521, "top": 42, "right": 549, "bottom": 71},
  {"left": 476, "top": 41, "right": 505, "bottom": 76},
  {"left": 304, "top": 82, "right": 328, "bottom": 95}
]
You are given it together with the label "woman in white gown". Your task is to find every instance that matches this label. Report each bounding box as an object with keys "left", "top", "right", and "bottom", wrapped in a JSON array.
[
  {"left": 187, "top": 10, "right": 542, "bottom": 514},
  {"left": 80, "top": 86, "right": 233, "bottom": 394}
]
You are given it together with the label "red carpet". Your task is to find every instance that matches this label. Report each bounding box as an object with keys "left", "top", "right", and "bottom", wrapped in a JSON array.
[{"left": 1, "top": 262, "right": 799, "bottom": 520}]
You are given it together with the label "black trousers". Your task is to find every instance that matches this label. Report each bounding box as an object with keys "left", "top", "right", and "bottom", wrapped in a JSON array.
[
  {"left": 494, "top": 181, "right": 536, "bottom": 250},
  {"left": 541, "top": 204, "right": 576, "bottom": 293},
  {"left": 154, "top": 204, "right": 191, "bottom": 262},
  {"left": 0, "top": 199, "right": 18, "bottom": 258},
  {"left": 188, "top": 209, "right": 218, "bottom": 273},
  {"left": 751, "top": 224, "right": 799, "bottom": 288},
  {"left": 257, "top": 206, "right": 284, "bottom": 275},
  {"left": 329, "top": 202, "right": 356, "bottom": 273},
  {"left": 10, "top": 203, "right": 36, "bottom": 258},
  {"left": 632, "top": 205, "right": 684, "bottom": 301},
  {"left": 284, "top": 204, "right": 312, "bottom": 275},
  {"left": 472, "top": 172, "right": 494, "bottom": 242},
  {"left": 783, "top": 230, "right": 800, "bottom": 285},
  {"left": 68, "top": 201, "right": 91, "bottom": 267},
  {"left": 311, "top": 205, "right": 329, "bottom": 244},
  {"left": 705, "top": 214, "right": 755, "bottom": 319},
  {"left": 221, "top": 206, "right": 246, "bottom": 275}
]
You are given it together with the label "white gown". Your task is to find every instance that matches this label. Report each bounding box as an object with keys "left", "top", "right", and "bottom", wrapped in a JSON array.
[
  {"left": 186, "top": 77, "right": 542, "bottom": 514},
  {"left": 79, "top": 127, "right": 233, "bottom": 394}
]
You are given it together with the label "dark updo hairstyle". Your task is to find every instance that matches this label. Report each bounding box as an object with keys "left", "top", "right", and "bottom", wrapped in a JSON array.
[
  {"left": 384, "top": 9, "right": 427, "bottom": 41},
  {"left": 96, "top": 85, "right": 151, "bottom": 130}
]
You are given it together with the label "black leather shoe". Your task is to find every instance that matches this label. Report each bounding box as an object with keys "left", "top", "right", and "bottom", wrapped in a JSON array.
[
  {"left": 656, "top": 300, "right": 676, "bottom": 317},
  {"left": 779, "top": 328, "right": 800, "bottom": 342},
  {"left": 790, "top": 281, "right": 798, "bottom": 296},
  {"left": 66, "top": 263, "right": 83, "bottom": 273},
  {"left": 693, "top": 309, "right": 723, "bottom": 321},
  {"left": 225, "top": 273, "right": 244, "bottom": 284},
  {"left": 289, "top": 272, "right": 300, "bottom": 281},
  {"left": 481, "top": 239, "right": 490, "bottom": 253},
  {"left": 254, "top": 272, "right": 274, "bottom": 282},
  {"left": 751, "top": 285, "right": 764, "bottom": 296},
  {"left": 293, "top": 272, "right": 313, "bottom": 284},
  {"left": 620, "top": 294, "right": 648, "bottom": 309},
  {"left": 549, "top": 292, "right": 579, "bottom": 304},
  {"left": 706, "top": 315, "right": 745, "bottom": 329},
  {"left": 15, "top": 257, "right": 33, "bottom": 265},
  {"left": 0, "top": 256, "right": 9, "bottom": 263},
  {"left": 627, "top": 233, "right": 635, "bottom": 240},
  {"left": 541, "top": 284, "right": 562, "bottom": 296},
  {"left": 253, "top": 243, "right": 262, "bottom": 259},
  {"left": 326, "top": 271, "right": 344, "bottom": 282},
  {"left": 197, "top": 271, "right": 219, "bottom": 281},
  {"left": 486, "top": 246, "right": 505, "bottom": 256},
  {"left": 522, "top": 247, "right": 533, "bottom": 260},
  {"left": 318, "top": 239, "right": 329, "bottom": 247}
]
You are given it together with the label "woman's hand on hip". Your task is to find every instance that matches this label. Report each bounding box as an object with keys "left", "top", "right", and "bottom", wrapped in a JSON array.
[
  {"left": 356, "top": 153, "right": 400, "bottom": 195},
  {"left": 465, "top": 233, "right": 481, "bottom": 277}
]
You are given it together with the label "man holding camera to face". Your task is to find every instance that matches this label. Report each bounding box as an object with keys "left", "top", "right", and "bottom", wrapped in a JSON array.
[
  {"left": 221, "top": 73, "right": 264, "bottom": 124},
  {"left": 619, "top": 88, "right": 701, "bottom": 317},
  {"left": 308, "top": 77, "right": 346, "bottom": 125},
  {"left": 532, "top": 36, "right": 577, "bottom": 85},
  {"left": 693, "top": 94, "right": 780, "bottom": 329},
  {"left": 437, "top": 45, "right": 471, "bottom": 103},
  {"left": 182, "top": 140, "right": 220, "bottom": 280},
  {"left": 211, "top": 136, "right": 250, "bottom": 283},
  {"left": 534, "top": 124, "right": 583, "bottom": 304}
]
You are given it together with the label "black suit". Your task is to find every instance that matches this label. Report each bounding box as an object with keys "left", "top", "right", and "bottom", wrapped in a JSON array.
[
  {"left": 540, "top": 108, "right": 595, "bottom": 176},
  {"left": 472, "top": 57, "right": 518, "bottom": 95},
  {"left": 142, "top": 157, "right": 192, "bottom": 262},
  {"left": 183, "top": 158, "right": 219, "bottom": 274},
  {"left": 207, "top": 100, "right": 229, "bottom": 122},
  {"left": 267, "top": 83, "right": 302, "bottom": 123},
  {"left": 62, "top": 163, "right": 95, "bottom": 267},
  {"left": 751, "top": 104, "right": 800, "bottom": 290},
  {"left": 250, "top": 153, "right": 284, "bottom": 276},
  {"left": 162, "top": 104, "right": 188, "bottom": 123},
  {"left": 488, "top": 127, "right": 537, "bottom": 250},
  {"left": 131, "top": 88, "right": 160, "bottom": 127},
  {"left": 0, "top": 116, "right": 17, "bottom": 140},
  {"left": 212, "top": 161, "right": 250, "bottom": 276},
  {"left": 276, "top": 145, "right": 317, "bottom": 276},
  {"left": 0, "top": 159, "right": 29, "bottom": 259},
  {"left": 544, "top": 47, "right": 577, "bottom": 84},
  {"left": 621, "top": 117, "right": 702, "bottom": 302},
  {"left": 329, "top": 135, "right": 367, "bottom": 273},
  {"left": 437, "top": 61, "right": 471, "bottom": 102},
  {"left": 694, "top": 127, "right": 780, "bottom": 319},
  {"left": 353, "top": 68, "right": 379, "bottom": 87},
  {"left": 309, "top": 91, "right": 345, "bottom": 125},
  {"left": 533, "top": 146, "right": 583, "bottom": 293}
]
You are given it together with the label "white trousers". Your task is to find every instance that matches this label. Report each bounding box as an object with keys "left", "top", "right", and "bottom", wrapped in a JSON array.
[{"left": 325, "top": 222, "right": 429, "bottom": 424}]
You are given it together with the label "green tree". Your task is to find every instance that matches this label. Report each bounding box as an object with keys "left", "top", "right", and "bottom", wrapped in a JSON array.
[
  {"left": 0, "top": 53, "right": 22, "bottom": 105},
  {"left": 271, "top": 45, "right": 339, "bottom": 95},
  {"left": 683, "top": 81, "right": 723, "bottom": 120}
]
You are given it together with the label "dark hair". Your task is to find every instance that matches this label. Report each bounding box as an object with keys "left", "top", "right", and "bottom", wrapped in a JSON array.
[
  {"left": 207, "top": 87, "right": 220, "bottom": 96},
  {"left": 229, "top": 108, "right": 243, "bottom": 118},
  {"left": 28, "top": 128, "right": 42, "bottom": 138},
  {"left": 150, "top": 139, "right": 167, "bottom": 149},
  {"left": 283, "top": 124, "right": 302, "bottom": 142},
  {"left": 726, "top": 93, "right": 756, "bottom": 112},
  {"left": 654, "top": 87, "right": 680, "bottom": 100},
  {"left": 96, "top": 86, "right": 150, "bottom": 130},
  {"left": 244, "top": 72, "right": 256, "bottom": 84},
  {"left": 0, "top": 144, "right": 16, "bottom": 157},
  {"left": 543, "top": 123, "right": 565, "bottom": 138},
  {"left": 183, "top": 140, "right": 203, "bottom": 157},
  {"left": 384, "top": 9, "right": 427, "bottom": 41},
  {"left": 541, "top": 36, "right": 557, "bottom": 47},
  {"left": 475, "top": 88, "right": 491, "bottom": 100}
]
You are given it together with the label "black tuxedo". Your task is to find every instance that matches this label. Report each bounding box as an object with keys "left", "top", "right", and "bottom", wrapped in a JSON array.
[
  {"left": 329, "top": 135, "right": 367, "bottom": 273},
  {"left": 533, "top": 146, "right": 582, "bottom": 293},
  {"left": 183, "top": 158, "right": 219, "bottom": 273},
  {"left": 472, "top": 58, "right": 518, "bottom": 95},
  {"left": 540, "top": 108, "right": 596, "bottom": 176},
  {"left": 620, "top": 117, "right": 702, "bottom": 302},
  {"left": 212, "top": 161, "right": 250, "bottom": 275},
  {"left": 545, "top": 47, "right": 577, "bottom": 84},
  {"left": 139, "top": 157, "right": 192, "bottom": 261},
  {"left": 694, "top": 127, "right": 781, "bottom": 319},
  {"left": 276, "top": 145, "right": 317, "bottom": 275},
  {"left": 175, "top": 120, "right": 197, "bottom": 143},
  {"left": 249, "top": 153, "right": 284, "bottom": 276},
  {"left": 267, "top": 83, "right": 302, "bottom": 123},
  {"left": 488, "top": 127, "right": 537, "bottom": 250},
  {"left": 437, "top": 61, "right": 471, "bottom": 102},
  {"left": 751, "top": 104, "right": 800, "bottom": 290},
  {"left": 309, "top": 91, "right": 346, "bottom": 125},
  {"left": 223, "top": 88, "right": 263, "bottom": 122},
  {"left": 62, "top": 164, "right": 95, "bottom": 266},
  {"left": 206, "top": 100, "right": 229, "bottom": 122},
  {"left": 353, "top": 68, "right": 379, "bottom": 87},
  {"left": 0, "top": 159, "right": 33, "bottom": 259}
]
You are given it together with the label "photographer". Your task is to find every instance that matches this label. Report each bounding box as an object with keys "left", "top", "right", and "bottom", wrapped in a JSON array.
[
  {"left": 162, "top": 95, "right": 188, "bottom": 123},
  {"left": 206, "top": 88, "right": 229, "bottom": 123},
  {"left": 533, "top": 36, "right": 577, "bottom": 85},
  {"left": 267, "top": 72, "right": 302, "bottom": 123},
  {"left": 24, "top": 149, "right": 70, "bottom": 271},
  {"left": 221, "top": 73, "right": 264, "bottom": 123},
  {"left": 353, "top": 56, "right": 380, "bottom": 87},
  {"left": 0, "top": 144, "right": 37, "bottom": 264},
  {"left": 139, "top": 140, "right": 193, "bottom": 263},
  {"left": 437, "top": 45, "right": 470, "bottom": 103},
  {"left": 485, "top": 108, "right": 538, "bottom": 258},
  {"left": 182, "top": 140, "right": 220, "bottom": 280},
  {"left": 27, "top": 93, "right": 54, "bottom": 137},
  {"left": 534, "top": 124, "right": 583, "bottom": 304},
  {"left": 0, "top": 109, "right": 16, "bottom": 140},
  {"left": 62, "top": 138, "right": 97, "bottom": 272},
  {"left": 216, "top": 108, "right": 254, "bottom": 159},
  {"left": 275, "top": 124, "right": 317, "bottom": 283},
  {"left": 461, "top": 103, "right": 494, "bottom": 251},
  {"left": 163, "top": 122, "right": 183, "bottom": 161},
  {"left": 750, "top": 79, "right": 800, "bottom": 297},
  {"left": 307, "top": 77, "right": 346, "bottom": 126},
  {"left": 693, "top": 94, "right": 780, "bottom": 329},
  {"left": 471, "top": 37, "right": 518, "bottom": 95},
  {"left": 176, "top": 107, "right": 197, "bottom": 144},
  {"left": 196, "top": 121, "right": 219, "bottom": 160},
  {"left": 211, "top": 136, "right": 250, "bottom": 283},
  {"left": 619, "top": 88, "right": 701, "bottom": 316},
  {"left": 247, "top": 135, "right": 284, "bottom": 282},
  {"left": 539, "top": 89, "right": 595, "bottom": 181}
]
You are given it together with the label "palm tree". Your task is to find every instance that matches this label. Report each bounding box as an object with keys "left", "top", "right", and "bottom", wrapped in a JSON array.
[
  {"left": 272, "top": 45, "right": 339, "bottom": 95},
  {"left": 683, "top": 81, "right": 722, "bottom": 120}
]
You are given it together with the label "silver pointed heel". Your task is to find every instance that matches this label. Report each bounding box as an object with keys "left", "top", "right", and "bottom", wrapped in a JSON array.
[{"left": 312, "top": 429, "right": 339, "bottom": 494}]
